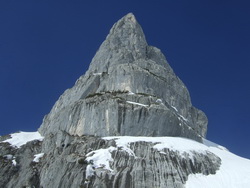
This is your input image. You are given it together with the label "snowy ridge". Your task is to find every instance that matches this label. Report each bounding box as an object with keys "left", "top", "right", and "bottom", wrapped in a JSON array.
[
  {"left": 104, "top": 136, "right": 209, "bottom": 158},
  {"left": 101, "top": 136, "right": 250, "bottom": 188},
  {"left": 1, "top": 131, "right": 44, "bottom": 148},
  {"left": 186, "top": 139, "right": 250, "bottom": 188}
]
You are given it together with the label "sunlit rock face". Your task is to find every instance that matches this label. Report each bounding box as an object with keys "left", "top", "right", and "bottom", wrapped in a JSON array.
[
  {"left": 0, "top": 13, "right": 232, "bottom": 188},
  {"left": 39, "top": 13, "right": 207, "bottom": 143}
]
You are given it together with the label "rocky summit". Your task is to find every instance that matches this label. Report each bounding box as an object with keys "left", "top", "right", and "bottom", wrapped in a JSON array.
[
  {"left": 0, "top": 13, "right": 229, "bottom": 188},
  {"left": 39, "top": 13, "right": 207, "bottom": 142}
]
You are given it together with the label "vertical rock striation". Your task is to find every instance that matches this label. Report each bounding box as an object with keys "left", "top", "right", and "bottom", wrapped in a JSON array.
[
  {"left": 0, "top": 135, "right": 221, "bottom": 188},
  {"left": 39, "top": 13, "right": 207, "bottom": 143},
  {"left": 0, "top": 13, "right": 224, "bottom": 188}
]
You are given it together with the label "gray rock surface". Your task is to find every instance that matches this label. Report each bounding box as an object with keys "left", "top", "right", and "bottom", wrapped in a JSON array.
[
  {"left": 39, "top": 13, "right": 207, "bottom": 142},
  {"left": 0, "top": 134, "right": 221, "bottom": 188},
  {"left": 0, "top": 138, "right": 43, "bottom": 187},
  {"left": 0, "top": 13, "right": 214, "bottom": 188}
]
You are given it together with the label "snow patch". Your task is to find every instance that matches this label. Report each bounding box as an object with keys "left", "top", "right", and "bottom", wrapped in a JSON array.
[
  {"left": 93, "top": 72, "right": 102, "bottom": 76},
  {"left": 85, "top": 163, "right": 96, "bottom": 180},
  {"left": 86, "top": 146, "right": 116, "bottom": 172},
  {"left": 33, "top": 153, "right": 44, "bottom": 163},
  {"left": 3, "top": 154, "right": 17, "bottom": 165},
  {"left": 4, "top": 154, "right": 13, "bottom": 160},
  {"left": 126, "top": 101, "right": 148, "bottom": 107},
  {"left": 179, "top": 115, "right": 188, "bottom": 122},
  {"left": 1, "top": 131, "right": 44, "bottom": 148},
  {"left": 171, "top": 105, "right": 178, "bottom": 112},
  {"left": 156, "top": 99, "right": 162, "bottom": 103},
  {"left": 12, "top": 159, "right": 17, "bottom": 166},
  {"left": 104, "top": 137, "right": 137, "bottom": 157}
]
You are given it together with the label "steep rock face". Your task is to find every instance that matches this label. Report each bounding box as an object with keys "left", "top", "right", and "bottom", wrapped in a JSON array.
[
  {"left": 39, "top": 13, "right": 207, "bottom": 142},
  {"left": 0, "top": 134, "right": 221, "bottom": 188}
]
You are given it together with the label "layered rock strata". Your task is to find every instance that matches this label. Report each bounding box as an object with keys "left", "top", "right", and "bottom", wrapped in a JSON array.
[{"left": 39, "top": 13, "right": 207, "bottom": 142}]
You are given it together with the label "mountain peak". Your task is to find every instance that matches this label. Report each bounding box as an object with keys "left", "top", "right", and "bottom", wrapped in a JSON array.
[
  {"left": 108, "top": 13, "right": 142, "bottom": 37},
  {"left": 123, "top": 13, "right": 137, "bottom": 23},
  {"left": 39, "top": 13, "right": 208, "bottom": 142},
  {"left": 1, "top": 13, "right": 250, "bottom": 188},
  {"left": 117, "top": 13, "right": 137, "bottom": 25},
  {"left": 88, "top": 13, "right": 148, "bottom": 73}
]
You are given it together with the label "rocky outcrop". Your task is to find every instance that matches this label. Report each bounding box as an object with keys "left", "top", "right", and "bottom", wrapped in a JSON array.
[
  {"left": 39, "top": 13, "right": 207, "bottom": 143},
  {"left": 0, "top": 134, "right": 221, "bottom": 188},
  {"left": 0, "top": 136, "right": 43, "bottom": 188}
]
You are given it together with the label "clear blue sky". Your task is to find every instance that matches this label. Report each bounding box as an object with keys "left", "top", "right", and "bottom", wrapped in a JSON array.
[{"left": 1, "top": 0, "right": 250, "bottom": 159}]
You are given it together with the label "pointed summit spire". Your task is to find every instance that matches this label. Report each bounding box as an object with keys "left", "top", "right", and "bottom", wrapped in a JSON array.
[
  {"left": 88, "top": 13, "right": 148, "bottom": 73},
  {"left": 108, "top": 13, "right": 145, "bottom": 38},
  {"left": 123, "top": 13, "right": 137, "bottom": 23},
  {"left": 110, "top": 13, "right": 139, "bottom": 30},
  {"left": 39, "top": 13, "right": 208, "bottom": 143}
]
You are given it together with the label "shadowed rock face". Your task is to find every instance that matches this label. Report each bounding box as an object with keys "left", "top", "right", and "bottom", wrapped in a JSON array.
[{"left": 39, "top": 13, "right": 207, "bottom": 142}]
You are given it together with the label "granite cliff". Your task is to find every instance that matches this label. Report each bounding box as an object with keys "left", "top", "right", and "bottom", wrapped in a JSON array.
[{"left": 0, "top": 13, "right": 234, "bottom": 188}]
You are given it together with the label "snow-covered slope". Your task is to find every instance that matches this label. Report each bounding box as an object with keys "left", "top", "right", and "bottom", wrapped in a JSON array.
[
  {"left": 187, "top": 139, "right": 250, "bottom": 188},
  {"left": 92, "top": 136, "right": 250, "bottom": 188},
  {"left": 1, "top": 131, "right": 44, "bottom": 148}
]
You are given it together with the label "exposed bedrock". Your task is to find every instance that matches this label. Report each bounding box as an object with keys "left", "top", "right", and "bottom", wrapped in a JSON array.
[{"left": 39, "top": 13, "right": 207, "bottom": 142}]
